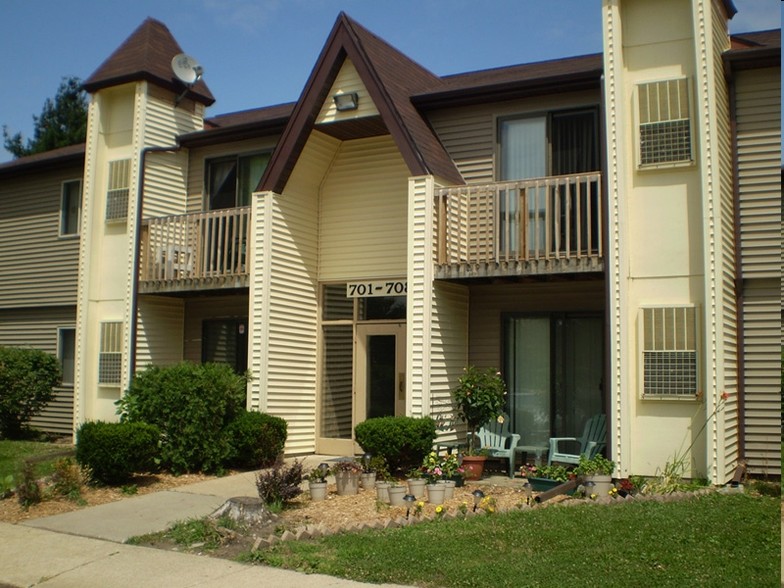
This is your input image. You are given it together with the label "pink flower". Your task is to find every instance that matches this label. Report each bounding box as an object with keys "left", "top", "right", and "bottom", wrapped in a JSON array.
[{"left": 720, "top": 391, "right": 730, "bottom": 401}]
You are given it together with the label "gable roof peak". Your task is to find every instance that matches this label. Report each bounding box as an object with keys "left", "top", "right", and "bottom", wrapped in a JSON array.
[{"left": 83, "top": 17, "right": 215, "bottom": 106}]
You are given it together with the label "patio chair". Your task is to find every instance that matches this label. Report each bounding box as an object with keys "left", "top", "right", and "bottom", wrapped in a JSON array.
[
  {"left": 547, "top": 413, "right": 607, "bottom": 466},
  {"left": 474, "top": 414, "right": 520, "bottom": 478}
]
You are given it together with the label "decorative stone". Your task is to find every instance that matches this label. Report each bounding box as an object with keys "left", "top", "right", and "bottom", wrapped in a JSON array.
[
  {"left": 209, "top": 496, "right": 273, "bottom": 526},
  {"left": 279, "top": 530, "right": 296, "bottom": 542}
]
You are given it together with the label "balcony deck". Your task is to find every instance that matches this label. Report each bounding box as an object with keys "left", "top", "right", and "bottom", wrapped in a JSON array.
[
  {"left": 435, "top": 172, "right": 603, "bottom": 280},
  {"left": 139, "top": 207, "right": 250, "bottom": 294}
]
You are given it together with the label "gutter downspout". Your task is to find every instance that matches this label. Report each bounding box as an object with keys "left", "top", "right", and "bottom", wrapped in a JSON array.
[{"left": 128, "top": 145, "right": 181, "bottom": 383}]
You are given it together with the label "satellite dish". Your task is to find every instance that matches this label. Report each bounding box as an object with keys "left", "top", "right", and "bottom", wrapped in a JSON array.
[{"left": 171, "top": 53, "right": 203, "bottom": 86}]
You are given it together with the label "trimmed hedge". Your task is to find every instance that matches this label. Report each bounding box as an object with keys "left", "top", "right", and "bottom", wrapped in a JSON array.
[
  {"left": 76, "top": 421, "right": 160, "bottom": 485},
  {"left": 117, "top": 362, "right": 246, "bottom": 474},
  {"left": 0, "top": 346, "right": 61, "bottom": 439},
  {"left": 354, "top": 416, "right": 437, "bottom": 473},
  {"left": 226, "top": 411, "right": 287, "bottom": 469}
]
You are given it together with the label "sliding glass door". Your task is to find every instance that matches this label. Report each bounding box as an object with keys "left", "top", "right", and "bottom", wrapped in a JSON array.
[{"left": 504, "top": 314, "right": 604, "bottom": 451}]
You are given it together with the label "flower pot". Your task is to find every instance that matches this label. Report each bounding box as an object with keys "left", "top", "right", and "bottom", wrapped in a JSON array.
[
  {"left": 450, "top": 475, "right": 465, "bottom": 488},
  {"left": 388, "top": 485, "right": 407, "bottom": 507},
  {"left": 426, "top": 483, "right": 446, "bottom": 505},
  {"left": 461, "top": 455, "right": 487, "bottom": 481},
  {"left": 308, "top": 481, "right": 328, "bottom": 502},
  {"left": 335, "top": 471, "right": 360, "bottom": 496},
  {"left": 585, "top": 474, "right": 613, "bottom": 497},
  {"left": 526, "top": 477, "right": 576, "bottom": 495},
  {"left": 376, "top": 481, "right": 391, "bottom": 503},
  {"left": 360, "top": 472, "right": 376, "bottom": 490},
  {"left": 437, "top": 479, "right": 456, "bottom": 500},
  {"left": 407, "top": 478, "right": 426, "bottom": 498}
]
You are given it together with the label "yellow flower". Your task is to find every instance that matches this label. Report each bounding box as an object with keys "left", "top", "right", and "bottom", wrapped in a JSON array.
[
  {"left": 496, "top": 415, "right": 505, "bottom": 424},
  {"left": 435, "top": 505, "right": 444, "bottom": 514}
]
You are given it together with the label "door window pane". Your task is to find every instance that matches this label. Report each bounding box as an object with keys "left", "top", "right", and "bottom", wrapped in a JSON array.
[
  {"left": 202, "top": 319, "right": 248, "bottom": 373},
  {"left": 366, "top": 335, "right": 396, "bottom": 419},
  {"left": 359, "top": 296, "right": 406, "bottom": 320}
]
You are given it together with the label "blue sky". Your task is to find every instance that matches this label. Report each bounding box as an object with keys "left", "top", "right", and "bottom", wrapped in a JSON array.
[{"left": 0, "top": 0, "right": 779, "bottom": 163}]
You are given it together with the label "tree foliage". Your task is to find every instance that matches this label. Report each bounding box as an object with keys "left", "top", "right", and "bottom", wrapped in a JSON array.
[{"left": 3, "top": 76, "right": 88, "bottom": 158}]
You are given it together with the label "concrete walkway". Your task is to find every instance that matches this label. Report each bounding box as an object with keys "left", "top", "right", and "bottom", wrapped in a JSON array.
[{"left": 0, "top": 455, "right": 413, "bottom": 588}]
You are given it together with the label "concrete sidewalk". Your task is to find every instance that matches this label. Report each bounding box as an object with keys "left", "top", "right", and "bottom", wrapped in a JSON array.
[{"left": 1, "top": 455, "right": 412, "bottom": 588}]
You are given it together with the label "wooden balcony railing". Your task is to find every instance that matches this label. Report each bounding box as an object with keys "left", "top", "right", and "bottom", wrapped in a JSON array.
[
  {"left": 436, "top": 172, "right": 603, "bottom": 278},
  {"left": 140, "top": 207, "right": 250, "bottom": 288}
]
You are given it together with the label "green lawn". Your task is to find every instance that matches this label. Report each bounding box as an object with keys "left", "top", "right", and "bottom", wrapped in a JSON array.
[
  {"left": 0, "top": 440, "right": 73, "bottom": 482},
  {"left": 245, "top": 493, "right": 779, "bottom": 587}
]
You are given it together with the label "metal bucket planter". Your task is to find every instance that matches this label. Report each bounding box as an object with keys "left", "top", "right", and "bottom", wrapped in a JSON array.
[
  {"left": 308, "top": 481, "right": 328, "bottom": 502},
  {"left": 360, "top": 472, "right": 376, "bottom": 490},
  {"left": 335, "top": 471, "right": 360, "bottom": 496}
]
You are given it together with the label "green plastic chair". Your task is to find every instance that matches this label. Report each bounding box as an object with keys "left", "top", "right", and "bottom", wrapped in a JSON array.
[
  {"left": 475, "top": 414, "right": 521, "bottom": 478},
  {"left": 547, "top": 414, "right": 607, "bottom": 466}
]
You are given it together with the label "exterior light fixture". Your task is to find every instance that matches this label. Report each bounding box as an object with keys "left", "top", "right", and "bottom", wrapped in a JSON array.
[
  {"left": 584, "top": 480, "right": 596, "bottom": 497},
  {"left": 472, "top": 488, "right": 485, "bottom": 512},
  {"left": 403, "top": 493, "right": 417, "bottom": 519},
  {"left": 362, "top": 452, "right": 373, "bottom": 471},
  {"left": 318, "top": 462, "right": 331, "bottom": 480},
  {"left": 523, "top": 482, "right": 533, "bottom": 505},
  {"left": 333, "top": 92, "right": 359, "bottom": 111}
]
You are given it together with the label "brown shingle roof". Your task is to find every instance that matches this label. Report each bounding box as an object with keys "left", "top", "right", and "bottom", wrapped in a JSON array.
[
  {"left": 0, "top": 143, "right": 85, "bottom": 178},
  {"left": 83, "top": 17, "right": 215, "bottom": 106},
  {"left": 726, "top": 29, "right": 781, "bottom": 69}
]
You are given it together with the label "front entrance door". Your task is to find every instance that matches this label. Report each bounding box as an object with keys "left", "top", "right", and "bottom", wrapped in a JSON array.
[
  {"left": 317, "top": 321, "right": 406, "bottom": 455},
  {"left": 356, "top": 323, "right": 406, "bottom": 425}
]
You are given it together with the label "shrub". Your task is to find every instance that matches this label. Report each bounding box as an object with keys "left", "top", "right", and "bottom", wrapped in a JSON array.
[
  {"left": 76, "top": 421, "right": 160, "bottom": 485},
  {"left": 225, "top": 411, "right": 287, "bottom": 469},
  {"left": 16, "top": 461, "right": 42, "bottom": 508},
  {"left": 0, "top": 346, "right": 61, "bottom": 439},
  {"left": 50, "top": 457, "right": 84, "bottom": 501},
  {"left": 354, "top": 416, "right": 437, "bottom": 473},
  {"left": 256, "top": 460, "right": 303, "bottom": 511},
  {"left": 117, "top": 362, "right": 247, "bottom": 474}
]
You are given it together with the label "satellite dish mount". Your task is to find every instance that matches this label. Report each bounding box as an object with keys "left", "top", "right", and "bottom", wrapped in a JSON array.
[{"left": 171, "top": 53, "right": 203, "bottom": 105}]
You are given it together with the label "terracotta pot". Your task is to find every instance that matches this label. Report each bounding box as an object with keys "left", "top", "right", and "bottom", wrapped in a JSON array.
[{"left": 461, "top": 455, "right": 487, "bottom": 481}]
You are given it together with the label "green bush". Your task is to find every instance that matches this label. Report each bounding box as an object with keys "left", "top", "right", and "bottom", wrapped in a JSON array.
[
  {"left": 0, "top": 346, "right": 61, "bottom": 439},
  {"left": 225, "top": 411, "right": 287, "bottom": 469},
  {"left": 354, "top": 416, "right": 437, "bottom": 473},
  {"left": 75, "top": 421, "right": 160, "bottom": 485},
  {"left": 117, "top": 362, "right": 247, "bottom": 474}
]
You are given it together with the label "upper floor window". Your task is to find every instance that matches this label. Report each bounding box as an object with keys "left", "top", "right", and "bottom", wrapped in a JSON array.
[
  {"left": 60, "top": 179, "right": 81, "bottom": 236},
  {"left": 637, "top": 78, "right": 693, "bottom": 168},
  {"left": 206, "top": 153, "right": 270, "bottom": 210},
  {"left": 105, "top": 159, "right": 131, "bottom": 222},
  {"left": 499, "top": 108, "right": 599, "bottom": 181}
]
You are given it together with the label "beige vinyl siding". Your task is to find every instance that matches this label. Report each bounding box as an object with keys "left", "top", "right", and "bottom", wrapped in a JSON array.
[
  {"left": 316, "top": 58, "right": 380, "bottom": 123},
  {"left": 186, "top": 137, "right": 278, "bottom": 213},
  {"left": 741, "top": 280, "right": 781, "bottom": 476},
  {"left": 183, "top": 294, "right": 249, "bottom": 363},
  {"left": 710, "top": 7, "right": 738, "bottom": 475},
  {"left": 250, "top": 132, "right": 336, "bottom": 453},
  {"left": 0, "top": 166, "right": 82, "bottom": 308},
  {"left": 468, "top": 281, "right": 605, "bottom": 367},
  {"left": 429, "top": 281, "right": 469, "bottom": 441},
  {"left": 427, "top": 90, "right": 600, "bottom": 184},
  {"left": 319, "top": 135, "right": 409, "bottom": 280},
  {"left": 0, "top": 306, "right": 76, "bottom": 435},
  {"left": 735, "top": 68, "right": 781, "bottom": 279},
  {"left": 135, "top": 295, "right": 185, "bottom": 369},
  {"left": 262, "top": 133, "right": 327, "bottom": 454},
  {"left": 407, "top": 176, "right": 433, "bottom": 417}
]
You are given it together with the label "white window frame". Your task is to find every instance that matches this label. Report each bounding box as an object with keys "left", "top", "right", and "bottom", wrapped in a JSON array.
[
  {"left": 57, "top": 327, "right": 76, "bottom": 387},
  {"left": 635, "top": 77, "right": 694, "bottom": 169},
  {"left": 638, "top": 305, "right": 700, "bottom": 400},
  {"left": 59, "top": 179, "right": 82, "bottom": 237},
  {"left": 98, "top": 321, "right": 123, "bottom": 386}
]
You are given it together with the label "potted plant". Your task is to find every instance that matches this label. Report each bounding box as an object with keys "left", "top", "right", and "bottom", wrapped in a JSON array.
[
  {"left": 387, "top": 482, "right": 407, "bottom": 506},
  {"left": 452, "top": 366, "right": 507, "bottom": 480},
  {"left": 307, "top": 466, "right": 329, "bottom": 502},
  {"left": 522, "top": 463, "right": 576, "bottom": 494},
  {"left": 332, "top": 459, "right": 362, "bottom": 496},
  {"left": 575, "top": 454, "right": 615, "bottom": 496},
  {"left": 406, "top": 466, "right": 427, "bottom": 498}
]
